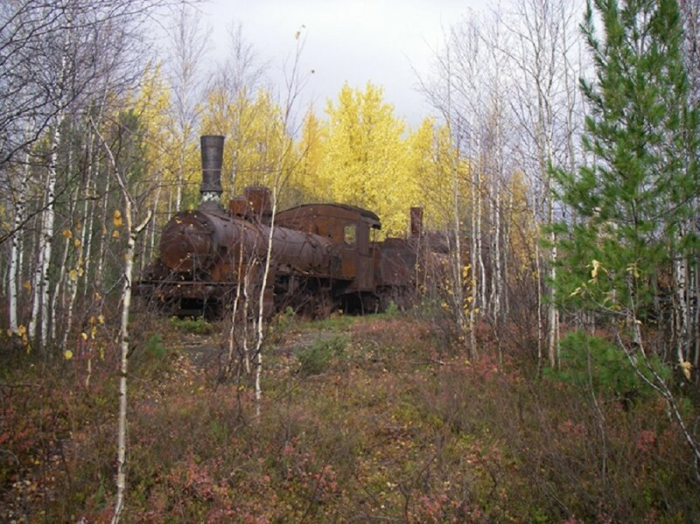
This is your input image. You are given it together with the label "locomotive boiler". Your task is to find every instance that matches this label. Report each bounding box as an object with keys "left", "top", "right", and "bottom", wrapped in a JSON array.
[{"left": 136, "top": 135, "right": 423, "bottom": 318}]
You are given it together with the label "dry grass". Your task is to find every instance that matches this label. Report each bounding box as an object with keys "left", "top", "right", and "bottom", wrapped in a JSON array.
[{"left": 1, "top": 313, "right": 698, "bottom": 522}]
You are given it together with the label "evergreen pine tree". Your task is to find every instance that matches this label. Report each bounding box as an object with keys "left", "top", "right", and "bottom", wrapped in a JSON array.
[{"left": 553, "top": 0, "right": 700, "bottom": 365}]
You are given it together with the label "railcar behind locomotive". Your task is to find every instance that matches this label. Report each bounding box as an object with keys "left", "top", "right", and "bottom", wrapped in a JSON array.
[{"left": 136, "top": 135, "right": 425, "bottom": 318}]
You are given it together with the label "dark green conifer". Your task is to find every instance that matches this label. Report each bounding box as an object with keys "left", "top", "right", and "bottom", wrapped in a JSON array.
[{"left": 553, "top": 0, "right": 699, "bottom": 360}]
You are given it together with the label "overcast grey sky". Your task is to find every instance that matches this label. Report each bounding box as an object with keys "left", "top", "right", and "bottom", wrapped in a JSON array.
[{"left": 202, "top": 0, "right": 488, "bottom": 128}]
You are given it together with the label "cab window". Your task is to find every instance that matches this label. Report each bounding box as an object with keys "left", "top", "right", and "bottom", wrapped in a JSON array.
[{"left": 344, "top": 224, "right": 357, "bottom": 245}]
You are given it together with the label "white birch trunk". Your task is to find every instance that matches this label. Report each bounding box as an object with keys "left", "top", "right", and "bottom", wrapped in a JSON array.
[
  {"left": 225, "top": 240, "right": 246, "bottom": 379},
  {"left": 95, "top": 171, "right": 112, "bottom": 290},
  {"left": 469, "top": 162, "right": 478, "bottom": 352},
  {"left": 93, "top": 121, "right": 152, "bottom": 523},
  {"left": 9, "top": 150, "right": 30, "bottom": 334},
  {"left": 253, "top": 191, "right": 278, "bottom": 418},
  {"left": 39, "top": 122, "right": 61, "bottom": 346},
  {"left": 450, "top": 158, "right": 468, "bottom": 353},
  {"left": 29, "top": 163, "right": 53, "bottom": 346},
  {"left": 50, "top": 234, "right": 71, "bottom": 343},
  {"left": 492, "top": 187, "right": 502, "bottom": 324},
  {"left": 148, "top": 185, "right": 161, "bottom": 263},
  {"left": 112, "top": 200, "right": 150, "bottom": 522},
  {"left": 476, "top": 169, "right": 486, "bottom": 311},
  {"left": 112, "top": 202, "right": 135, "bottom": 524}
]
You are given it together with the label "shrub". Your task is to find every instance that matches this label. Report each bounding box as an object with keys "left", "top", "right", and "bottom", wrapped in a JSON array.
[
  {"left": 546, "top": 330, "right": 672, "bottom": 399},
  {"left": 168, "top": 316, "right": 215, "bottom": 335},
  {"left": 296, "top": 335, "right": 348, "bottom": 376}
]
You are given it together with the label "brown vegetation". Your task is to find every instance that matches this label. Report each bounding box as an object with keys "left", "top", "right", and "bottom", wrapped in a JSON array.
[{"left": 1, "top": 312, "right": 697, "bottom": 522}]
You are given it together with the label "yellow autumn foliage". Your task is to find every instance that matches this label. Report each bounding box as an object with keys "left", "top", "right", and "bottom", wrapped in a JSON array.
[{"left": 318, "top": 82, "right": 419, "bottom": 237}]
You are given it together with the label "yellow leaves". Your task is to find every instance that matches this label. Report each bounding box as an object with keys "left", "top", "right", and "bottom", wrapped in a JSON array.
[
  {"left": 8, "top": 325, "right": 31, "bottom": 349},
  {"left": 63, "top": 230, "right": 82, "bottom": 248},
  {"left": 682, "top": 361, "right": 692, "bottom": 380},
  {"left": 626, "top": 263, "right": 640, "bottom": 279},
  {"left": 590, "top": 259, "right": 607, "bottom": 283},
  {"left": 113, "top": 210, "right": 123, "bottom": 228},
  {"left": 201, "top": 87, "right": 288, "bottom": 197},
  {"left": 23, "top": 280, "right": 32, "bottom": 292},
  {"left": 69, "top": 267, "right": 84, "bottom": 281},
  {"left": 81, "top": 332, "right": 88, "bottom": 341},
  {"left": 112, "top": 230, "right": 120, "bottom": 239},
  {"left": 320, "top": 82, "right": 415, "bottom": 237},
  {"left": 63, "top": 350, "right": 73, "bottom": 360},
  {"left": 98, "top": 314, "right": 105, "bottom": 324}
]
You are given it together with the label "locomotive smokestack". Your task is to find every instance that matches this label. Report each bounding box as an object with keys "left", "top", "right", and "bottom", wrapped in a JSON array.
[{"left": 200, "top": 135, "right": 225, "bottom": 206}]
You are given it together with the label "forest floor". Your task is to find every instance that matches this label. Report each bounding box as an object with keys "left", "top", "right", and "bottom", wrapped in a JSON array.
[{"left": 1, "top": 310, "right": 698, "bottom": 522}]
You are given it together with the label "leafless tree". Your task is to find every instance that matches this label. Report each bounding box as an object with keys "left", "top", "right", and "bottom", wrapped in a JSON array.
[{"left": 166, "top": 4, "right": 209, "bottom": 210}]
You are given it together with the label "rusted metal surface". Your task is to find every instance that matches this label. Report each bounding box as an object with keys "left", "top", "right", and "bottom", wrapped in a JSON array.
[
  {"left": 377, "top": 237, "right": 417, "bottom": 287},
  {"left": 228, "top": 196, "right": 248, "bottom": 218},
  {"left": 159, "top": 208, "right": 335, "bottom": 278},
  {"left": 244, "top": 186, "right": 272, "bottom": 221},
  {"left": 410, "top": 207, "right": 423, "bottom": 238},
  {"left": 228, "top": 187, "right": 273, "bottom": 222},
  {"left": 159, "top": 211, "right": 215, "bottom": 272},
  {"left": 137, "top": 134, "right": 434, "bottom": 318}
]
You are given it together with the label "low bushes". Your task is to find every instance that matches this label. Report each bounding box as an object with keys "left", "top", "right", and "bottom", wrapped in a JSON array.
[{"left": 1, "top": 315, "right": 698, "bottom": 522}]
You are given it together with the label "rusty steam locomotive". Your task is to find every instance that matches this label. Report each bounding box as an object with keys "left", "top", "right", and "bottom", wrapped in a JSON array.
[{"left": 136, "top": 135, "right": 426, "bottom": 318}]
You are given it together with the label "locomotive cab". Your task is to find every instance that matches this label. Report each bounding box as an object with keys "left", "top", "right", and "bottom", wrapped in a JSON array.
[{"left": 276, "top": 204, "right": 381, "bottom": 295}]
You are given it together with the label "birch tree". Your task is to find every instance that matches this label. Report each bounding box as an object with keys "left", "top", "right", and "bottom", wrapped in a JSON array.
[
  {"left": 500, "top": 0, "right": 585, "bottom": 367},
  {"left": 166, "top": 4, "right": 209, "bottom": 211},
  {"left": 93, "top": 116, "right": 152, "bottom": 523},
  {"left": 1, "top": 0, "right": 170, "bottom": 344}
]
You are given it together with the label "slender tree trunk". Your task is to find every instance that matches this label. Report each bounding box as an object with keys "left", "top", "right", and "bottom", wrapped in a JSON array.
[
  {"left": 469, "top": 157, "right": 478, "bottom": 351},
  {"left": 535, "top": 240, "right": 544, "bottom": 368},
  {"left": 29, "top": 195, "right": 45, "bottom": 344},
  {"left": 112, "top": 199, "right": 135, "bottom": 524},
  {"left": 95, "top": 169, "right": 112, "bottom": 291},
  {"left": 450, "top": 159, "right": 468, "bottom": 354},
  {"left": 93, "top": 121, "right": 151, "bottom": 523},
  {"left": 112, "top": 199, "right": 150, "bottom": 522},
  {"left": 51, "top": 167, "right": 78, "bottom": 343},
  {"left": 675, "top": 251, "right": 689, "bottom": 368},
  {"left": 62, "top": 174, "right": 92, "bottom": 351},
  {"left": 9, "top": 148, "right": 31, "bottom": 334},
  {"left": 224, "top": 238, "right": 246, "bottom": 379},
  {"left": 39, "top": 122, "right": 61, "bottom": 346},
  {"left": 147, "top": 184, "right": 161, "bottom": 263},
  {"left": 253, "top": 190, "right": 278, "bottom": 418},
  {"left": 50, "top": 235, "right": 71, "bottom": 343}
]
